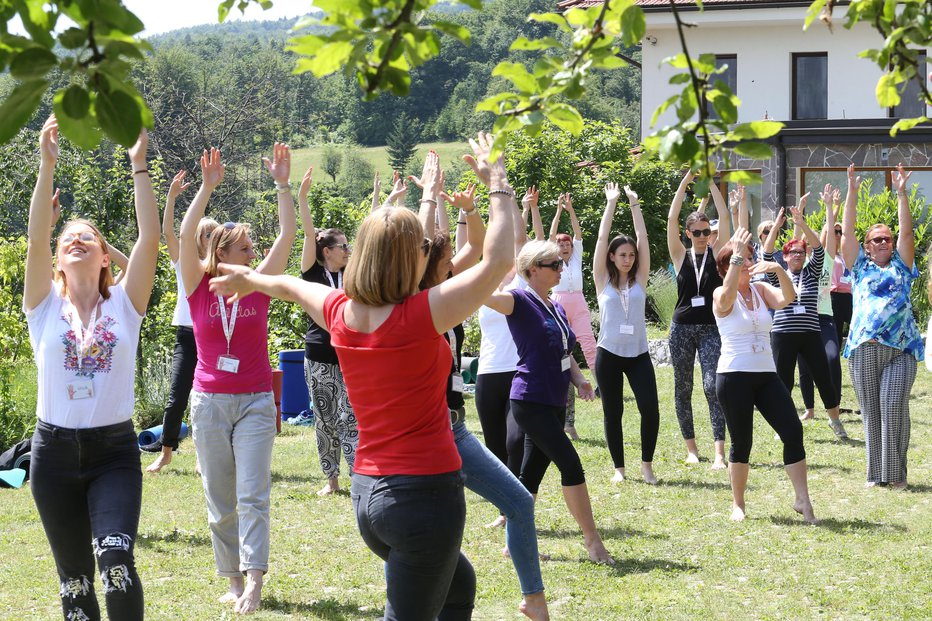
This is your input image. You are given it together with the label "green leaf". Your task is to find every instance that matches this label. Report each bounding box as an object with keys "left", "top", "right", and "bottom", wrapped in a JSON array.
[
  {"left": 432, "top": 20, "right": 471, "bottom": 45},
  {"left": 732, "top": 141, "right": 773, "bottom": 160},
  {"left": 723, "top": 170, "right": 763, "bottom": 186},
  {"left": 804, "top": 0, "right": 827, "bottom": 30},
  {"left": 0, "top": 79, "right": 47, "bottom": 144},
  {"left": 61, "top": 84, "right": 90, "bottom": 119},
  {"left": 668, "top": 73, "right": 692, "bottom": 85},
  {"left": 476, "top": 92, "right": 517, "bottom": 113},
  {"left": 9, "top": 47, "right": 57, "bottom": 79},
  {"left": 528, "top": 12, "right": 570, "bottom": 31},
  {"left": 730, "top": 120, "right": 784, "bottom": 140},
  {"left": 509, "top": 36, "right": 561, "bottom": 52},
  {"left": 58, "top": 27, "right": 87, "bottom": 50},
  {"left": 891, "top": 116, "right": 929, "bottom": 136},
  {"left": 94, "top": 88, "right": 142, "bottom": 147},
  {"left": 455, "top": 0, "right": 483, "bottom": 9},
  {"left": 298, "top": 40, "right": 355, "bottom": 77},
  {"left": 544, "top": 103, "right": 584, "bottom": 135},
  {"left": 492, "top": 62, "right": 538, "bottom": 93},
  {"left": 620, "top": 6, "right": 646, "bottom": 47},
  {"left": 876, "top": 73, "right": 900, "bottom": 107},
  {"left": 53, "top": 89, "right": 101, "bottom": 150}
]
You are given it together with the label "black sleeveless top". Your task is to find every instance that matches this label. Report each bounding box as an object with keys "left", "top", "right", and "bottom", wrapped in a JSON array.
[{"left": 672, "top": 248, "right": 722, "bottom": 325}]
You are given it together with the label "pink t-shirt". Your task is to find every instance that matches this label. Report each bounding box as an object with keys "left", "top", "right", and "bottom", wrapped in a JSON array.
[
  {"left": 188, "top": 275, "right": 272, "bottom": 394},
  {"left": 831, "top": 253, "right": 852, "bottom": 293}
]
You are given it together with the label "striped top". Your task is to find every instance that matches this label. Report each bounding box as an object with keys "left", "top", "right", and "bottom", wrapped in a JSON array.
[{"left": 764, "top": 245, "right": 823, "bottom": 333}]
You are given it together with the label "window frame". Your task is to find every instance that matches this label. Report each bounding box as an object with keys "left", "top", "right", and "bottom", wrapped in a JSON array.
[
  {"left": 707, "top": 54, "right": 738, "bottom": 120},
  {"left": 792, "top": 52, "right": 828, "bottom": 121}
]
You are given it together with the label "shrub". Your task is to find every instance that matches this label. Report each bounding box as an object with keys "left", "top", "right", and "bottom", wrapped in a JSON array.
[
  {"left": 134, "top": 349, "right": 174, "bottom": 431},
  {"left": 647, "top": 268, "right": 678, "bottom": 331}
]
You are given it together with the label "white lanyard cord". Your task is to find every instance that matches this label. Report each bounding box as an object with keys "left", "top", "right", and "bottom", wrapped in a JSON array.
[
  {"left": 617, "top": 280, "right": 631, "bottom": 323},
  {"left": 527, "top": 288, "right": 569, "bottom": 353},
  {"left": 447, "top": 328, "right": 460, "bottom": 372},
  {"left": 691, "top": 247, "right": 707, "bottom": 294},
  {"left": 217, "top": 295, "right": 239, "bottom": 356},
  {"left": 323, "top": 269, "right": 343, "bottom": 290}
]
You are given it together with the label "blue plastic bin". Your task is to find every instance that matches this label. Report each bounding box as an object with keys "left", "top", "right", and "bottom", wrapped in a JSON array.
[{"left": 279, "top": 349, "right": 310, "bottom": 419}]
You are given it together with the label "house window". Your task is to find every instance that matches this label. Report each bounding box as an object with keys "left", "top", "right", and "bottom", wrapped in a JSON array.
[
  {"left": 792, "top": 53, "right": 828, "bottom": 120},
  {"left": 800, "top": 167, "right": 932, "bottom": 206},
  {"left": 707, "top": 55, "right": 737, "bottom": 120},
  {"left": 891, "top": 51, "right": 928, "bottom": 119}
]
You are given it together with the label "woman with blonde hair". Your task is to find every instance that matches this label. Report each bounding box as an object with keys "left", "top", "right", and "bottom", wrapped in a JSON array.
[
  {"left": 178, "top": 143, "right": 296, "bottom": 614},
  {"left": 25, "top": 116, "right": 159, "bottom": 621},
  {"left": 209, "top": 133, "right": 517, "bottom": 620}
]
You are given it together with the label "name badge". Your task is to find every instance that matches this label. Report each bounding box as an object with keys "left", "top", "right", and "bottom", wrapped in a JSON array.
[
  {"left": 451, "top": 372, "right": 465, "bottom": 393},
  {"left": 67, "top": 379, "right": 94, "bottom": 400},
  {"left": 751, "top": 344, "right": 766, "bottom": 353},
  {"left": 561, "top": 356, "right": 571, "bottom": 372},
  {"left": 217, "top": 354, "right": 240, "bottom": 374},
  {"left": 792, "top": 304, "right": 806, "bottom": 315},
  {"left": 619, "top": 324, "right": 635, "bottom": 335},
  {"left": 691, "top": 296, "right": 705, "bottom": 308}
]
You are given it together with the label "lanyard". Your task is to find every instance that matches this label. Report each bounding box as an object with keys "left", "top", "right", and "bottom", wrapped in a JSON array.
[
  {"left": 527, "top": 288, "right": 569, "bottom": 354},
  {"left": 617, "top": 281, "right": 631, "bottom": 323},
  {"left": 67, "top": 297, "right": 101, "bottom": 363},
  {"left": 323, "top": 269, "right": 343, "bottom": 290},
  {"left": 792, "top": 269, "right": 804, "bottom": 303},
  {"left": 447, "top": 328, "right": 460, "bottom": 372},
  {"left": 742, "top": 285, "right": 761, "bottom": 331},
  {"left": 691, "top": 247, "right": 708, "bottom": 293},
  {"left": 217, "top": 295, "right": 239, "bottom": 355}
]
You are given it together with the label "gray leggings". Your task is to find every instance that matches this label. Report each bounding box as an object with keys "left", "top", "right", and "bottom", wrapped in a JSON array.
[{"left": 668, "top": 322, "right": 726, "bottom": 442}]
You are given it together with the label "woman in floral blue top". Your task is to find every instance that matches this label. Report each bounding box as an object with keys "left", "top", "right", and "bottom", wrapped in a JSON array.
[{"left": 840, "top": 163, "right": 924, "bottom": 489}]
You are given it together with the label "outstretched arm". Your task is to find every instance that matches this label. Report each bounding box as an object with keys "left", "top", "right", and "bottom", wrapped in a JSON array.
[
  {"left": 762, "top": 208, "right": 785, "bottom": 255},
  {"left": 121, "top": 130, "right": 161, "bottom": 315},
  {"left": 592, "top": 183, "right": 619, "bottom": 293},
  {"left": 179, "top": 148, "right": 224, "bottom": 295},
  {"left": 107, "top": 243, "right": 129, "bottom": 285},
  {"left": 713, "top": 228, "right": 752, "bottom": 317},
  {"left": 840, "top": 164, "right": 861, "bottom": 268},
  {"left": 629, "top": 186, "right": 651, "bottom": 286},
  {"left": 565, "top": 193, "right": 582, "bottom": 241},
  {"left": 24, "top": 116, "right": 58, "bottom": 311},
  {"left": 790, "top": 194, "right": 820, "bottom": 250},
  {"left": 370, "top": 171, "right": 381, "bottom": 212},
  {"left": 297, "top": 165, "right": 316, "bottom": 273},
  {"left": 548, "top": 194, "right": 564, "bottom": 241},
  {"left": 667, "top": 170, "right": 694, "bottom": 273},
  {"left": 162, "top": 170, "right": 192, "bottom": 263},
  {"left": 209, "top": 267, "right": 332, "bottom": 328},
  {"left": 823, "top": 186, "right": 837, "bottom": 260},
  {"left": 256, "top": 143, "right": 298, "bottom": 276},
  {"left": 893, "top": 163, "right": 915, "bottom": 267},
  {"left": 709, "top": 182, "right": 731, "bottom": 256},
  {"left": 443, "top": 184, "right": 484, "bottom": 274},
  {"left": 412, "top": 151, "right": 440, "bottom": 239},
  {"left": 751, "top": 261, "right": 796, "bottom": 310}
]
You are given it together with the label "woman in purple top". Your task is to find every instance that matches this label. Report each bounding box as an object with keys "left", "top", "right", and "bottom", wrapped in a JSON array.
[{"left": 485, "top": 240, "right": 613, "bottom": 565}]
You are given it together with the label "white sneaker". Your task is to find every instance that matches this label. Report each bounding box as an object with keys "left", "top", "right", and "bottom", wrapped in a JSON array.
[{"left": 287, "top": 412, "right": 315, "bottom": 426}]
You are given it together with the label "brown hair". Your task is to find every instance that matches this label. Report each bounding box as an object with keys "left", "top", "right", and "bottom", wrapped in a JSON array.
[
  {"left": 195, "top": 218, "right": 220, "bottom": 260},
  {"left": 419, "top": 232, "right": 452, "bottom": 290},
  {"left": 55, "top": 219, "right": 114, "bottom": 300},
  {"left": 716, "top": 243, "right": 753, "bottom": 278},
  {"left": 684, "top": 211, "right": 709, "bottom": 230},
  {"left": 344, "top": 207, "right": 424, "bottom": 306},
  {"left": 606, "top": 235, "right": 637, "bottom": 289},
  {"left": 205, "top": 222, "right": 252, "bottom": 277},
  {"left": 315, "top": 228, "right": 346, "bottom": 264}
]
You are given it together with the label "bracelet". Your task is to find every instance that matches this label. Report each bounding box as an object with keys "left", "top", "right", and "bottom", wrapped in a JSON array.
[
  {"left": 420, "top": 198, "right": 437, "bottom": 205},
  {"left": 462, "top": 208, "right": 479, "bottom": 217},
  {"left": 489, "top": 189, "right": 514, "bottom": 198},
  {"left": 132, "top": 169, "right": 148, "bottom": 175},
  {"left": 457, "top": 221, "right": 467, "bottom": 225},
  {"left": 729, "top": 255, "right": 745, "bottom": 266}
]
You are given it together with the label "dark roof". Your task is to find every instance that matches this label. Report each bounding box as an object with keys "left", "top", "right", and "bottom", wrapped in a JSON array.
[{"left": 558, "top": 0, "right": 818, "bottom": 10}]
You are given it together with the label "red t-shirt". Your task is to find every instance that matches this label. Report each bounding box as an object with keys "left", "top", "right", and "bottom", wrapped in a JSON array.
[
  {"left": 324, "top": 289, "right": 460, "bottom": 475},
  {"left": 188, "top": 275, "right": 272, "bottom": 394}
]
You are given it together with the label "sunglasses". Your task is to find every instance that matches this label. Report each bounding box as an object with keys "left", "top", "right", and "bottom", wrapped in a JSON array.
[
  {"left": 834, "top": 229, "right": 842, "bottom": 235},
  {"left": 329, "top": 243, "right": 350, "bottom": 251},
  {"left": 761, "top": 229, "right": 772, "bottom": 237},
  {"left": 60, "top": 231, "right": 98, "bottom": 245},
  {"left": 689, "top": 228, "right": 712, "bottom": 237},
  {"left": 421, "top": 238, "right": 431, "bottom": 255},
  {"left": 867, "top": 236, "right": 892, "bottom": 246},
  {"left": 537, "top": 260, "right": 564, "bottom": 271}
]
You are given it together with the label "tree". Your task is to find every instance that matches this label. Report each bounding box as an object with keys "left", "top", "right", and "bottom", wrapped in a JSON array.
[
  {"left": 321, "top": 144, "right": 342, "bottom": 182},
  {"left": 386, "top": 113, "right": 421, "bottom": 174}
]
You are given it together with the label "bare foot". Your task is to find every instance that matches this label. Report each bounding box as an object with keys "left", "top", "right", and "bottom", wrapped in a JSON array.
[
  {"left": 219, "top": 577, "right": 244, "bottom": 605},
  {"left": 233, "top": 574, "right": 262, "bottom": 614},
  {"left": 711, "top": 457, "right": 727, "bottom": 471},
  {"left": 641, "top": 463, "right": 657, "bottom": 485},
  {"left": 519, "top": 591, "right": 550, "bottom": 621},
  {"left": 487, "top": 515, "right": 506, "bottom": 528},
  {"left": 799, "top": 410, "right": 815, "bottom": 421},
  {"left": 584, "top": 537, "right": 614, "bottom": 564},
  {"left": 564, "top": 426, "right": 580, "bottom": 441},
  {"left": 685, "top": 452, "right": 700, "bottom": 464},
  {"left": 611, "top": 468, "right": 625, "bottom": 483},
  {"left": 145, "top": 447, "right": 173, "bottom": 473},
  {"left": 793, "top": 500, "right": 819, "bottom": 524},
  {"left": 730, "top": 504, "right": 746, "bottom": 522},
  {"left": 317, "top": 478, "right": 340, "bottom": 497}
]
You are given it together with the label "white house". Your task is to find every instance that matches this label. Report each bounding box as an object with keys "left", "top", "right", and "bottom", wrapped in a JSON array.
[{"left": 561, "top": 0, "right": 932, "bottom": 225}]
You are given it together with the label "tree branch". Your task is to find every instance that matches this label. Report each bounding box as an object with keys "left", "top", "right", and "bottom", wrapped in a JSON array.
[{"left": 670, "top": 0, "right": 712, "bottom": 178}]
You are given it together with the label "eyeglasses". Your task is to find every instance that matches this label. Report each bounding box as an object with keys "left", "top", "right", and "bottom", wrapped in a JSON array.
[
  {"left": 761, "top": 229, "right": 772, "bottom": 237},
  {"left": 421, "top": 238, "right": 431, "bottom": 255},
  {"left": 867, "top": 236, "right": 892, "bottom": 246},
  {"left": 785, "top": 250, "right": 806, "bottom": 257},
  {"left": 223, "top": 221, "right": 237, "bottom": 230},
  {"left": 689, "top": 228, "right": 712, "bottom": 237},
  {"left": 60, "top": 231, "right": 98, "bottom": 245},
  {"left": 537, "top": 260, "right": 564, "bottom": 271},
  {"left": 329, "top": 243, "right": 350, "bottom": 251}
]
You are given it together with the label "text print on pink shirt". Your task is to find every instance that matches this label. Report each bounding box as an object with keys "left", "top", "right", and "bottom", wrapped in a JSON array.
[{"left": 208, "top": 300, "right": 258, "bottom": 319}]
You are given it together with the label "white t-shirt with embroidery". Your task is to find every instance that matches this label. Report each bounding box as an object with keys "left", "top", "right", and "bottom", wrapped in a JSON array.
[
  {"left": 551, "top": 238, "right": 583, "bottom": 293},
  {"left": 26, "top": 281, "right": 144, "bottom": 429}
]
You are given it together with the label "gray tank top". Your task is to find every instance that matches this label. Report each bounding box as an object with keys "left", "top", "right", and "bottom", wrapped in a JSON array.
[{"left": 597, "top": 280, "right": 649, "bottom": 358}]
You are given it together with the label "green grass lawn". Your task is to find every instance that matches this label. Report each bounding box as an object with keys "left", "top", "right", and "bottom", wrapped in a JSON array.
[
  {"left": 289, "top": 142, "right": 470, "bottom": 185},
  {"left": 1, "top": 361, "right": 930, "bottom": 620}
]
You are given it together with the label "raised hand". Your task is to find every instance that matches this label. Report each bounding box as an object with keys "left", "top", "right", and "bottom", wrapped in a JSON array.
[
  {"left": 832, "top": 188, "right": 841, "bottom": 206},
  {"left": 797, "top": 191, "right": 810, "bottom": 214},
  {"left": 387, "top": 172, "right": 408, "bottom": 205},
  {"left": 847, "top": 163, "right": 862, "bottom": 190},
  {"left": 892, "top": 163, "right": 912, "bottom": 194},
  {"left": 127, "top": 128, "right": 148, "bottom": 168},
  {"left": 409, "top": 150, "right": 440, "bottom": 191},
  {"left": 262, "top": 142, "right": 291, "bottom": 185},
  {"left": 463, "top": 131, "right": 504, "bottom": 187},
  {"left": 299, "top": 165, "right": 314, "bottom": 202},
  {"left": 749, "top": 260, "right": 784, "bottom": 276},
  {"left": 168, "top": 170, "right": 192, "bottom": 201},
  {"left": 564, "top": 193, "right": 574, "bottom": 213},
  {"left": 729, "top": 227, "right": 752, "bottom": 255},
  {"left": 522, "top": 185, "right": 539, "bottom": 208},
  {"left": 51, "top": 188, "right": 61, "bottom": 227},
  {"left": 200, "top": 147, "right": 225, "bottom": 190},
  {"left": 774, "top": 207, "right": 786, "bottom": 229},
  {"left": 209, "top": 263, "right": 257, "bottom": 302},
  {"left": 820, "top": 183, "right": 834, "bottom": 208},
  {"left": 441, "top": 183, "right": 477, "bottom": 211},
  {"left": 39, "top": 115, "right": 59, "bottom": 165},
  {"left": 728, "top": 188, "right": 740, "bottom": 213},
  {"left": 618, "top": 183, "right": 634, "bottom": 205}
]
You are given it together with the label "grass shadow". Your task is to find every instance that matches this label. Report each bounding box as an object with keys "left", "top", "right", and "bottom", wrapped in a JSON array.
[
  {"left": 604, "top": 556, "right": 700, "bottom": 575},
  {"left": 537, "top": 525, "right": 666, "bottom": 541},
  {"left": 769, "top": 516, "right": 907, "bottom": 532},
  {"left": 262, "top": 595, "right": 383, "bottom": 619},
  {"left": 904, "top": 483, "right": 932, "bottom": 493},
  {"left": 567, "top": 436, "right": 607, "bottom": 448},
  {"left": 655, "top": 477, "right": 731, "bottom": 490},
  {"left": 271, "top": 471, "right": 315, "bottom": 484},
  {"left": 137, "top": 528, "right": 211, "bottom": 548},
  {"left": 748, "top": 461, "right": 853, "bottom": 473},
  {"left": 811, "top": 437, "right": 865, "bottom": 447}
]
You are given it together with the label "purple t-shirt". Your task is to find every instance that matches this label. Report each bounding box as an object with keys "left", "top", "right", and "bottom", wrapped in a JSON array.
[{"left": 506, "top": 288, "right": 577, "bottom": 407}]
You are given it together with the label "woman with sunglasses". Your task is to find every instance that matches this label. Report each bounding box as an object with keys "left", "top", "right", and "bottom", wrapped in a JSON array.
[
  {"left": 25, "top": 116, "right": 158, "bottom": 621},
  {"left": 296, "top": 165, "right": 358, "bottom": 496},
  {"left": 207, "top": 133, "right": 515, "bottom": 620},
  {"left": 592, "top": 182, "right": 660, "bottom": 484},
  {"left": 666, "top": 171, "right": 731, "bottom": 468},
  {"left": 485, "top": 240, "right": 614, "bottom": 565},
  {"left": 178, "top": 143, "right": 296, "bottom": 614},
  {"left": 760, "top": 196, "right": 845, "bottom": 438},
  {"left": 841, "top": 163, "right": 923, "bottom": 489}
]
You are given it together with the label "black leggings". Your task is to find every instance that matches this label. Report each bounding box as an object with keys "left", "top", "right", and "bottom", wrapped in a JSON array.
[
  {"left": 831, "top": 291, "right": 852, "bottom": 344},
  {"left": 510, "top": 399, "right": 585, "bottom": 494},
  {"left": 475, "top": 371, "right": 525, "bottom": 476},
  {"left": 594, "top": 348, "right": 660, "bottom": 468},
  {"left": 159, "top": 325, "right": 197, "bottom": 448},
  {"left": 715, "top": 372, "right": 806, "bottom": 465},
  {"left": 799, "top": 315, "right": 842, "bottom": 409},
  {"left": 772, "top": 331, "right": 840, "bottom": 410}
]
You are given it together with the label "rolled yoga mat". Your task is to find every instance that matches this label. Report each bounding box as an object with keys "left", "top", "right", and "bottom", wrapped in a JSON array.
[
  {"left": 137, "top": 422, "right": 189, "bottom": 447},
  {"left": 0, "top": 468, "right": 26, "bottom": 489}
]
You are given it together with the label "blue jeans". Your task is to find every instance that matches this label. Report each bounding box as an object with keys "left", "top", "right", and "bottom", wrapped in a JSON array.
[
  {"left": 30, "top": 420, "right": 144, "bottom": 621},
  {"left": 453, "top": 419, "right": 544, "bottom": 596},
  {"left": 352, "top": 471, "right": 474, "bottom": 620}
]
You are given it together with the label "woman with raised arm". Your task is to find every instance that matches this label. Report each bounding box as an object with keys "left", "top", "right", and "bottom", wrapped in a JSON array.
[
  {"left": 666, "top": 172, "right": 730, "bottom": 468},
  {"left": 593, "top": 183, "right": 660, "bottom": 484},
  {"left": 841, "top": 163, "right": 923, "bottom": 489},
  {"left": 761, "top": 195, "right": 845, "bottom": 437},
  {"left": 209, "top": 132, "right": 516, "bottom": 620},
  {"left": 25, "top": 116, "right": 159, "bottom": 621},
  {"left": 548, "top": 192, "right": 595, "bottom": 439},
  {"left": 178, "top": 143, "right": 296, "bottom": 614},
  {"left": 144, "top": 170, "right": 220, "bottom": 473},
  {"left": 296, "top": 164, "right": 358, "bottom": 496},
  {"left": 712, "top": 228, "right": 817, "bottom": 524},
  {"left": 485, "top": 240, "right": 614, "bottom": 566}
]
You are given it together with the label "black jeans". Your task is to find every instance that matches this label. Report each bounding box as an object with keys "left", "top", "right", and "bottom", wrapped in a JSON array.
[
  {"left": 594, "top": 349, "right": 660, "bottom": 468},
  {"left": 160, "top": 325, "right": 197, "bottom": 448},
  {"left": 715, "top": 372, "right": 806, "bottom": 465},
  {"left": 511, "top": 399, "right": 586, "bottom": 494},
  {"left": 31, "top": 420, "right": 144, "bottom": 621},
  {"left": 799, "top": 315, "right": 842, "bottom": 409},
  {"left": 475, "top": 371, "right": 525, "bottom": 476},
  {"left": 351, "top": 471, "right": 474, "bottom": 621},
  {"left": 831, "top": 291, "right": 852, "bottom": 344},
  {"left": 772, "top": 331, "right": 840, "bottom": 410}
]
